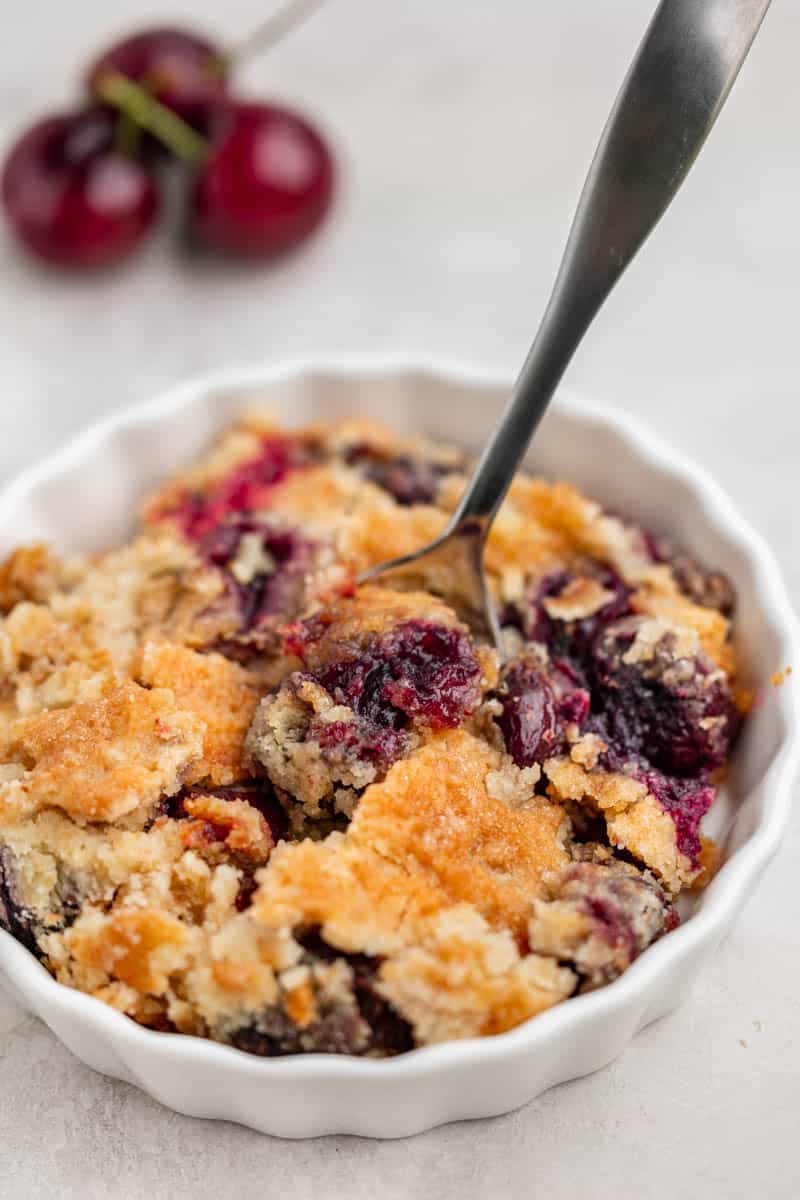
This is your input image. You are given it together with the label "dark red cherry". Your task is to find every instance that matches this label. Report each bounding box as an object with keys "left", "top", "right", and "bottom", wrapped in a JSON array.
[
  {"left": 191, "top": 102, "right": 334, "bottom": 257},
  {"left": 87, "top": 27, "right": 226, "bottom": 131},
  {"left": 496, "top": 662, "right": 561, "bottom": 767},
  {"left": 1, "top": 108, "right": 159, "bottom": 269}
]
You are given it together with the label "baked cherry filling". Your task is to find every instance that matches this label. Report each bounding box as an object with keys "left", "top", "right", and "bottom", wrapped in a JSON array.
[
  {"left": 163, "top": 434, "right": 316, "bottom": 541},
  {"left": 590, "top": 618, "right": 739, "bottom": 776},
  {"left": 245, "top": 616, "right": 484, "bottom": 825},
  {"left": 228, "top": 928, "right": 414, "bottom": 1057},
  {"left": 167, "top": 782, "right": 288, "bottom": 842},
  {"left": 344, "top": 443, "right": 459, "bottom": 506},
  {"left": 646, "top": 533, "right": 736, "bottom": 616},
  {"left": 580, "top": 879, "right": 659, "bottom": 958},
  {"left": 0, "top": 845, "right": 81, "bottom": 957},
  {"left": 553, "top": 862, "right": 675, "bottom": 986},
  {"left": 635, "top": 771, "right": 714, "bottom": 865},
  {"left": 517, "top": 568, "right": 633, "bottom": 656},
  {"left": 309, "top": 714, "right": 407, "bottom": 772},
  {"left": 498, "top": 571, "right": 739, "bottom": 861},
  {"left": 0, "top": 846, "right": 40, "bottom": 956},
  {"left": 311, "top": 618, "right": 482, "bottom": 733},
  {"left": 199, "top": 514, "right": 323, "bottom": 642}
]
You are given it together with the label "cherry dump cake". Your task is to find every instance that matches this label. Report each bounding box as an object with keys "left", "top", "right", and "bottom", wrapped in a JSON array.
[{"left": 0, "top": 414, "right": 743, "bottom": 1055}]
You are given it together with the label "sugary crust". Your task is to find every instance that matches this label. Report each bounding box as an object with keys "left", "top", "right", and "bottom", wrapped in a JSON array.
[
  {"left": 64, "top": 907, "right": 198, "bottom": 996},
  {"left": 347, "top": 731, "right": 568, "bottom": 935},
  {"left": 376, "top": 913, "right": 576, "bottom": 1043},
  {"left": 0, "top": 413, "right": 742, "bottom": 1055},
  {"left": 247, "top": 838, "right": 576, "bottom": 1044},
  {"left": 271, "top": 464, "right": 449, "bottom": 573},
  {"left": 0, "top": 533, "right": 204, "bottom": 714},
  {"left": 138, "top": 641, "right": 259, "bottom": 787},
  {"left": 0, "top": 675, "right": 203, "bottom": 824}
]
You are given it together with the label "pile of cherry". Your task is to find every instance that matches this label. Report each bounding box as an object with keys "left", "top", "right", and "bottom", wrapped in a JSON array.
[{"left": 0, "top": 26, "right": 334, "bottom": 269}]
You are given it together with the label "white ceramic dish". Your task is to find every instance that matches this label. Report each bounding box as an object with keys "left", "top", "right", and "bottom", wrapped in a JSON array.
[{"left": 0, "top": 357, "right": 797, "bottom": 1139}]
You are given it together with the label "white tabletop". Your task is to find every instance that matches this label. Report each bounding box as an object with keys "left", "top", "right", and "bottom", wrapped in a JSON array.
[{"left": 1, "top": 2, "right": 798, "bottom": 1196}]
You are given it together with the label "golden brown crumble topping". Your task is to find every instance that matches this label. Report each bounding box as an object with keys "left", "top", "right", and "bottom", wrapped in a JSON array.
[{"left": 0, "top": 414, "right": 743, "bottom": 1055}]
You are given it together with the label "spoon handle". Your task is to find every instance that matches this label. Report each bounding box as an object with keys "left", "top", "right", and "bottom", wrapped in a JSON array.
[{"left": 450, "top": 0, "right": 770, "bottom": 534}]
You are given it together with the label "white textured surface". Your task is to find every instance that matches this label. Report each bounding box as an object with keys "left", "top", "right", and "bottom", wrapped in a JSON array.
[{"left": 0, "top": 0, "right": 798, "bottom": 1195}]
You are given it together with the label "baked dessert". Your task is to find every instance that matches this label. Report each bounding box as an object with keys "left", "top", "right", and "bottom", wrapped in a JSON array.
[{"left": 0, "top": 413, "right": 743, "bottom": 1055}]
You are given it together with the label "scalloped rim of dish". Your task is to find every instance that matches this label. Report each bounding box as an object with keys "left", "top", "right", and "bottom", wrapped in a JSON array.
[{"left": 0, "top": 355, "right": 798, "bottom": 1135}]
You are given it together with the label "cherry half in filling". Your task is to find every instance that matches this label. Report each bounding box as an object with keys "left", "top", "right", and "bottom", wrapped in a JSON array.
[
  {"left": 557, "top": 862, "right": 676, "bottom": 984},
  {"left": 308, "top": 713, "right": 407, "bottom": 776},
  {"left": 164, "top": 434, "right": 316, "bottom": 542},
  {"left": 495, "top": 649, "right": 593, "bottom": 770},
  {"left": 495, "top": 661, "right": 561, "bottom": 768}
]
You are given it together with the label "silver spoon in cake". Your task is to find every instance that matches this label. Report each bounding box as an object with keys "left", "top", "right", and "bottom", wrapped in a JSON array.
[{"left": 360, "top": 0, "right": 770, "bottom": 654}]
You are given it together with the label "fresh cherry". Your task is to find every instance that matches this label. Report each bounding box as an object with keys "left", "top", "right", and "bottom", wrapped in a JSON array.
[
  {"left": 1, "top": 107, "right": 159, "bottom": 269},
  {"left": 86, "top": 27, "right": 226, "bottom": 132},
  {"left": 191, "top": 102, "right": 334, "bottom": 257}
]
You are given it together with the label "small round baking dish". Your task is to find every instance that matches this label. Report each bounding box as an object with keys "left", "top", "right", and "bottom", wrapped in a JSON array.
[{"left": 0, "top": 357, "right": 797, "bottom": 1138}]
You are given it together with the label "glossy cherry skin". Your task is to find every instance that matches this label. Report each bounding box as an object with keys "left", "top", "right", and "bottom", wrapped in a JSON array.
[
  {"left": 87, "top": 27, "right": 226, "bottom": 131},
  {"left": 1, "top": 108, "right": 159, "bottom": 269},
  {"left": 191, "top": 103, "right": 334, "bottom": 257}
]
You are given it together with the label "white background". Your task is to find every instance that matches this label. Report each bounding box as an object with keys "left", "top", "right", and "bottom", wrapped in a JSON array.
[{"left": 1, "top": 1, "right": 798, "bottom": 1196}]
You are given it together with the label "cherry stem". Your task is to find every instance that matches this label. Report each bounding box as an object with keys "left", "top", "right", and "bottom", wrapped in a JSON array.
[
  {"left": 222, "top": 0, "right": 331, "bottom": 69},
  {"left": 95, "top": 72, "right": 209, "bottom": 163},
  {"left": 113, "top": 107, "right": 142, "bottom": 157}
]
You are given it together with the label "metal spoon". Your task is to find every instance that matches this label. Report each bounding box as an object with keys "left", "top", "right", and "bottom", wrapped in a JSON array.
[{"left": 360, "top": 0, "right": 771, "bottom": 653}]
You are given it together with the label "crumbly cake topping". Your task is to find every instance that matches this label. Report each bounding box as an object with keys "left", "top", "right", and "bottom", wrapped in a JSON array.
[
  {"left": 0, "top": 414, "right": 743, "bottom": 1056},
  {"left": 138, "top": 642, "right": 259, "bottom": 787},
  {"left": 1, "top": 675, "right": 203, "bottom": 824}
]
